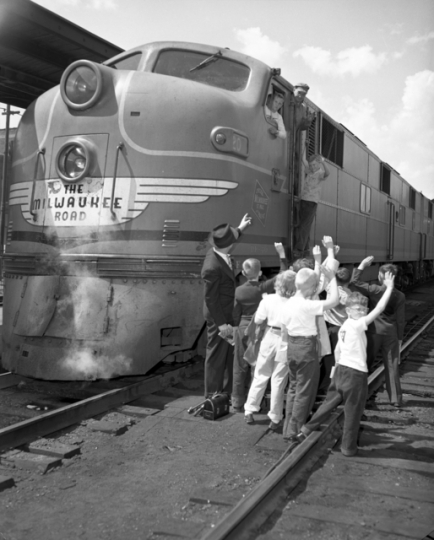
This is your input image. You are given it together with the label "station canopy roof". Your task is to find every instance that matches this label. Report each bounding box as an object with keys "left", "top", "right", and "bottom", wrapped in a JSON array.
[{"left": 0, "top": 0, "right": 124, "bottom": 109}]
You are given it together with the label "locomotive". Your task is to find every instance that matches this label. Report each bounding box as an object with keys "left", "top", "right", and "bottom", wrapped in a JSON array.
[{"left": 2, "top": 41, "right": 433, "bottom": 380}]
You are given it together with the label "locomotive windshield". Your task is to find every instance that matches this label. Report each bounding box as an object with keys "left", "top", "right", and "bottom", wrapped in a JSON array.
[{"left": 153, "top": 49, "right": 250, "bottom": 91}]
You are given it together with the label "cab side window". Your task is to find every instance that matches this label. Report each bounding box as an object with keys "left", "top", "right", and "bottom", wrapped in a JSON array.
[{"left": 264, "top": 85, "right": 287, "bottom": 140}]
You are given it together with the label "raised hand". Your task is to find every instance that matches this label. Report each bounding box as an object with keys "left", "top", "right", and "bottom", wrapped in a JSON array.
[
  {"left": 238, "top": 214, "right": 252, "bottom": 231},
  {"left": 312, "top": 245, "right": 322, "bottom": 264},
  {"left": 359, "top": 256, "right": 374, "bottom": 270},
  {"left": 322, "top": 236, "right": 334, "bottom": 250},
  {"left": 383, "top": 271, "right": 395, "bottom": 289},
  {"left": 274, "top": 242, "right": 285, "bottom": 258}
]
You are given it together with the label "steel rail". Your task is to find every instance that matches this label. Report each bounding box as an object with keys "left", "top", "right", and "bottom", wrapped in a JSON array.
[
  {"left": 0, "top": 360, "right": 201, "bottom": 453},
  {"left": 200, "top": 312, "right": 434, "bottom": 540}
]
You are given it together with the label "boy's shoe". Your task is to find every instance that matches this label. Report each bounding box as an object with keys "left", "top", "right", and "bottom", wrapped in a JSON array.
[
  {"left": 268, "top": 421, "right": 280, "bottom": 431},
  {"left": 341, "top": 447, "right": 358, "bottom": 457},
  {"left": 391, "top": 401, "right": 403, "bottom": 408},
  {"left": 233, "top": 406, "right": 243, "bottom": 413},
  {"left": 283, "top": 435, "right": 299, "bottom": 444},
  {"left": 296, "top": 432, "right": 307, "bottom": 443},
  {"left": 245, "top": 414, "right": 254, "bottom": 424}
]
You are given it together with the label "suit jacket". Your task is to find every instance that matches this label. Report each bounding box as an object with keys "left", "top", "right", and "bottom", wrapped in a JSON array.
[
  {"left": 232, "top": 258, "right": 288, "bottom": 327},
  {"left": 201, "top": 249, "right": 236, "bottom": 327},
  {"left": 351, "top": 268, "right": 406, "bottom": 339}
]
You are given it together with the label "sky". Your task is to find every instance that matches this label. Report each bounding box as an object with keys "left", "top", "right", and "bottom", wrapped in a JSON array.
[{"left": 2, "top": 0, "right": 434, "bottom": 198}]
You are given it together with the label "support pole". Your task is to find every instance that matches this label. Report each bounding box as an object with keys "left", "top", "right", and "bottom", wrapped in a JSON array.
[{"left": 0, "top": 104, "right": 11, "bottom": 277}]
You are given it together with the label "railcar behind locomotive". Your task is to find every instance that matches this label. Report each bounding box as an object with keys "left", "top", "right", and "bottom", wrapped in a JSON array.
[{"left": 2, "top": 41, "right": 433, "bottom": 380}]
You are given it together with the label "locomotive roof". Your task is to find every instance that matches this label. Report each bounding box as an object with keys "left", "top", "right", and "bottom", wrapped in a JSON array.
[{"left": 0, "top": 0, "right": 123, "bottom": 108}]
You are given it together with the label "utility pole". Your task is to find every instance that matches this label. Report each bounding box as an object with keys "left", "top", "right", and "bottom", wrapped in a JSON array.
[{"left": 0, "top": 105, "right": 21, "bottom": 277}]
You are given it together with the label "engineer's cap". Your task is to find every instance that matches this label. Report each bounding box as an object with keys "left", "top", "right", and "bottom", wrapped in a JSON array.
[{"left": 294, "top": 82, "right": 310, "bottom": 91}]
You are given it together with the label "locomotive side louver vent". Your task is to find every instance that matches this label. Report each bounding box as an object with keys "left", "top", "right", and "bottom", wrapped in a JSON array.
[{"left": 162, "top": 220, "right": 180, "bottom": 247}]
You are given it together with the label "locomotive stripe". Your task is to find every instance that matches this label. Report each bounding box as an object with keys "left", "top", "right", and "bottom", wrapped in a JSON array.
[
  {"left": 119, "top": 71, "right": 287, "bottom": 182},
  {"left": 9, "top": 230, "right": 286, "bottom": 247},
  {"left": 136, "top": 179, "right": 237, "bottom": 189}
]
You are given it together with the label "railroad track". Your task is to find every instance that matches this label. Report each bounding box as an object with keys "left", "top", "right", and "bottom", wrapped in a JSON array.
[{"left": 0, "top": 358, "right": 203, "bottom": 455}]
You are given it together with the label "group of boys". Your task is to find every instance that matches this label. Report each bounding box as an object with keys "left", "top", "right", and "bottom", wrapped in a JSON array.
[{"left": 201, "top": 213, "right": 405, "bottom": 456}]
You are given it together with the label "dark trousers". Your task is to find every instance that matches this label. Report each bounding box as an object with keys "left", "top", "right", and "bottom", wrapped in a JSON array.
[
  {"left": 283, "top": 335, "right": 319, "bottom": 439},
  {"left": 232, "top": 318, "right": 253, "bottom": 408},
  {"left": 204, "top": 319, "right": 234, "bottom": 398},
  {"left": 294, "top": 200, "right": 317, "bottom": 252},
  {"left": 301, "top": 364, "right": 368, "bottom": 455},
  {"left": 367, "top": 331, "right": 402, "bottom": 405},
  {"left": 318, "top": 325, "right": 339, "bottom": 394}
]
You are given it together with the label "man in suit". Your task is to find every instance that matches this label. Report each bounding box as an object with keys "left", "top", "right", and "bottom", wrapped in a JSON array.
[
  {"left": 201, "top": 214, "right": 252, "bottom": 398},
  {"left": 351, "top": 257, "right": 406, "bottom": 407}
]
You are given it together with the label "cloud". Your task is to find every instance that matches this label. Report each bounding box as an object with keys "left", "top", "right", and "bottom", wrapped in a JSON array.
[
  {"left": 406, "top": 31, "right": 434, "bottom": 45},
  {"left": 383, "top": 23, "right": 404, "bottom": 36},
  {"left": 338, "top": 70, "right": 434, "bottom": 197},
  {"left": 293, "top": 45, "right": 387, "bottom": 77},
  {"left": 234, "top": 27, "right": 287, "bottom": 67}
]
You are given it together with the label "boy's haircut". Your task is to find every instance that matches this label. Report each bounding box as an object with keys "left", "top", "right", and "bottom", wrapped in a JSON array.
[
  {"left": 379, "top": 263, "right": 398, "bottom": 276},
  {"left": 336, "top": 267, "right": 351, "bottom": 285},
  {"left": 295, "top": 268, "right": 318, "bottom": 292},
  {"left": 275, "top": 270, "right": 296, "bottom": 298},
  {"left": 293, "top": 258, "right": 314, "bottom": 273},
  {"left": 242, "top": 258, "right": 261, "bottom": 279},
  {"left": 346, "top": 292, "right": 369, "bottom": 309}
]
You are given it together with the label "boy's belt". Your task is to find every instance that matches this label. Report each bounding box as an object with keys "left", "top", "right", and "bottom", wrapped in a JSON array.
[
  {"left": 267, "top": 325, "right": 281, "bottom": 331},
  {"left": 288, "top": 334, "right": 316, "bottom": 340}
]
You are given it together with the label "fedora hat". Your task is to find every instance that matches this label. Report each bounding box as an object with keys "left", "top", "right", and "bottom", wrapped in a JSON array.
[{"left": 209, "top": 223, "right": 238, "bottom": 248}]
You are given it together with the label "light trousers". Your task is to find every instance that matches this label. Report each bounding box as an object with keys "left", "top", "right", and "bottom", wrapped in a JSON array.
[{"left": 244, "top": 329, "right": 289, "bottom": 423}]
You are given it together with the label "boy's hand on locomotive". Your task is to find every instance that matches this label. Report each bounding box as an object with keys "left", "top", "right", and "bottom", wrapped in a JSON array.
[
  {"left": 274, "top": 242, "right": 285, "bottom": 258},
  {"left": 358, "top": 256, "right": 374, "bottom": 270},
  {"left": 239, "top": 214, "right": 252, "bottom": 232}
]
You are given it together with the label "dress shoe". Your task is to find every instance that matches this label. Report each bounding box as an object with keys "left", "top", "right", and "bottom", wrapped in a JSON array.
[
  {"left": 244, "top": 413, "right": 254, "bottom": 424},
  {"left": 268, "top": 421, "right": 280, "bottom": 431},
  {"left": 283, "top": 436, "right": 298, "bottom": 444},
  {"left": 341, "top": 447, "right": 358, "bottom": 457}
]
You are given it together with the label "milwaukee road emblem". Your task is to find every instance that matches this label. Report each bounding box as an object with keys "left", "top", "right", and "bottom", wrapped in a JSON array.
[
  {"left": 251, "top": 180, "right": 269, "bottom": 227},
  {"left": 9, "top": 177, "right": 238, "bottom": 227}
]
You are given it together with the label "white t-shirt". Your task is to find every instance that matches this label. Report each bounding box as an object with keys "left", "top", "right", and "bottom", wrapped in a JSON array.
[
  {"left": 280, "top": 296, "right": 324, "bottom": 336},
  {"left": 255, "top": 294, "right": 289, "bottom": 328},
  {"left": 300, "top": 167, "right": 326, "bottom": 203},
  {"left": 335, "top": 316, "right": 368, "bottom": 373}
]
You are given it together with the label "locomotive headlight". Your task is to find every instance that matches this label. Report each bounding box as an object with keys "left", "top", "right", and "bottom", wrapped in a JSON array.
[
  {"left": 56, "top": 138, "right": 95, "bottom": 182},
  {"left": 60, "top": 60, "right": 102, "bottom": 110}
]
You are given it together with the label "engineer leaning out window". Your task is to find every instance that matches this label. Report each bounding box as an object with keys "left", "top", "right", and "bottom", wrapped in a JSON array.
[{"left": 265, "top": 91, "right": 287, "bottom": 140}]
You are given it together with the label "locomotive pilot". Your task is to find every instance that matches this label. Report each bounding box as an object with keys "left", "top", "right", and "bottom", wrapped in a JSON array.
[{"left": 201, "top": 214, "right": 252, "bottom": 399}]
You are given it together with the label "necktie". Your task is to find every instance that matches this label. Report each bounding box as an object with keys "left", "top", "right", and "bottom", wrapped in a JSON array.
[{"left": 227, "top": 256, "right": 233, "bottom": 270}]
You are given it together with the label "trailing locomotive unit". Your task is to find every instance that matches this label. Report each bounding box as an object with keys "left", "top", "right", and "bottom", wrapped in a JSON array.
[
  {"left": 3, "top": 42, "right": 433, "bottom": 380},
  {"left": 2, "top": 42, "right": 299, "bottom": 380}
]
